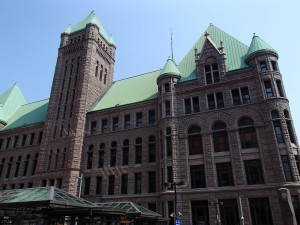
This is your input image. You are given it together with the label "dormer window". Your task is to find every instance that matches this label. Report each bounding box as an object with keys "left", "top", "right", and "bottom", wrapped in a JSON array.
[{"left": 205, "top": 63, "right": 220, "bottom": 84}]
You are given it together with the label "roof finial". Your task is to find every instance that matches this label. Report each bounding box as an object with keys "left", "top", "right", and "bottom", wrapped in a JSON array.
[
  {"left": 253, "top": 33, "right": 256, "bottom": 37},
  {"left": 205, "top": 31, "right": 209, "bottom": 38},
  {"left": 170, "top": 28, "right": 174, "bottom": 60}
]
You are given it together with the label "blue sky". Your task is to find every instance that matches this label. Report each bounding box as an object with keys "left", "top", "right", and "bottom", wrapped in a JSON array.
[{"left": 1, "top": 0, "right": 299, "bottom": 137}]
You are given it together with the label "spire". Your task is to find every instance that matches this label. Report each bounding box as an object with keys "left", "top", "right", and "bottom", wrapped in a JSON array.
[{"left": 245, "top": 34, "right": 277, "bottom": 61}]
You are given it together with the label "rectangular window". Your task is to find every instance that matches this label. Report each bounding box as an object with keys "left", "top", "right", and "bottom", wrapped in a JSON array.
[
  {"left": 219, "top": 199, "right": 240, "bottom": 225},
  {"left": 148, "top": 143, "right": 156, "bottom": 163},
  {"left": 205, "top": 63, "right": 220, "bottom": 84},
  {"left": 13, "top": 136, "right": 18, "bottom": 148},
  {"left": 22, "top": 134, "right": 27, "bottom": 146},
  {"left": 241, "top": 87, "right": 251, "bottom": 104},
  {"left": 207, "top": 92, "right": 224, "bottom": 110},
  {"left": 124, "top": 114, "right": 131, "bottom": 129},
  {"left": 98, "top": 150, "right": 104, "bottom": 168},
  {"left": 166, "top": 135, "right": 172, "bottom": 157},
  {"left": 273, "top": 121, "right": 284, "bottom": 143},
  {"left": 216, "top": 162, "right": 234, "bottom": 186},
  {"left": 121, "top": 174, "right": 128, "bottom": 194},
  {"left": 136, "top": 112, "right": 143, "bottom": 127},
  {"left": 216, "top": 92, "right": 224, "bottom": 108},
  {"left": 191, "top": 201, "right": 209, "bottom": 225},
  {"left": 249, "top": 198, "right": 273, "bottom": 225},
  {"left": 110, "top": 149, "right": 116, "bottom": 166},
  {"left": 96, "top": 177, "right": 102, "bottom": 195},
  {"left": 148, "top": 110, "right": 156, "bottom": 125},
  {"left": 122, "top": 146, "right": 129, "bottom": 165},
  {"left": 276, "top": 80, "right": 284, "bottom": 97},
  {"left": 38, "top": 131, "right": 43, "bottom": 143},
  {"left": 231, "top": 88, "right": 241, "bottom": 105},
  {"left": 86, "top": 151, "right": 93, "bottom": 169},
  {"left": 184, "top": 98, "right": 192, "bottom": 114},
  {"left": 192, "top": 97, "right": 200, "bottom": 113},
  {"left": 167, "top": 166, "right": 173, "bottom": 184},
  {"left": 112, "top": 117, "right": 119, "bottom": 131},
  {"left": 101, "top": 119, "right": 107, "bottom": 132},
  {"left": 165, "top": 100, "right": 171, "bottom": 116},
  {"left": 164, "top": 83, "right": 170, "bottom": 93},
  {"left": 207, "top": 94, "right": 215, "bottom": 110},
  {"left": 6, "top": 138, "right": 11, "bottom": 149},
  {"left": 0, "top": 139, "right": 3, "bottom": 149},
  {"left": 260, "top": 61, "right": 268, "bottom": 72},
  {"left": 281, "top": 155, "right": 293, "bottom": 182},
  {"left": 135, "top": 173, "right": 142, "bottom": 194},
  {"left": 108, "top": 175, "right": 115, "bottom": 195},
  {"left": 148, "top": 171, "right": 156, "bottom": 193},
  {"left": 244, "top": 159, "right": 265, "bottom": 185},
  {"left": 271, "top": 61, "right": 278, "bottom": 71},
  {"left": 84, "top": 177, "right": 90, "bottom": 195},
  {"left": 135, "top": 145, "right": 142, "bottom": 164},
  {"left": 264, "top": 80, "right": 274, "bottom": 97},
  {"left": 90, "top": 121, "right": 97, "bottom": 134},
  {"left": 190, "top": 165, "right": 206, "bottom": 188}
]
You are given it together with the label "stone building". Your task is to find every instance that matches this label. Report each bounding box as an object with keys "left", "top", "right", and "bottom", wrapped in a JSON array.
[{"left": 0, "top": 11, "right": 299, "bottom": 225}]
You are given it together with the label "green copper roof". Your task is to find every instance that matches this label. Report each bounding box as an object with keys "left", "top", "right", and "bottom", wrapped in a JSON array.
[
  {"left": 158, "top": 58, "right": 181, "bottom": 80},
  {"left": 178, "top": 24, "right": 249, "bottom": 82},
  {"left": 1, "top": 99, "right": 48, "bottom": 131},
  {"left": 97, "top": 202, "right": 162, "bottom": 218},
  {"left": 0, "top": 187, "right": 96, "bottom": 208},
  {"left": 0, "top": 83, "right": 26, "bottom": 123},
  {"left": 245, "top": 35, "right": 277, "bottom": 60},
  {"left": 91, "top": 70, "right": 160, "bottom": 111},
  {"left": 63, "top": 11, "right": 115, "bottom": 46}
]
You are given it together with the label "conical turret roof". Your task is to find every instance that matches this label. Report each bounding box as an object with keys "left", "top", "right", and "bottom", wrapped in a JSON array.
[
  {"left": 159, "top": 57, "right": 181, "bottom": 76},
  {"left": 245, "top": 35, "right": 277, "bottom": 61},
  {"left": 62, "top": 11, "right": 115, "bottom": 46}
]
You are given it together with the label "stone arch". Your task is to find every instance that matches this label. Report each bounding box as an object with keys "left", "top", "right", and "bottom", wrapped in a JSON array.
[
  {"left": 230, "top": 106, "right": 264, "bottom": 127},
  {"left": 178, "top": 116, "right": 206, "bottom": 138},
  {"left": 203, "top": 111, "right": 232, "bottom": 131}
]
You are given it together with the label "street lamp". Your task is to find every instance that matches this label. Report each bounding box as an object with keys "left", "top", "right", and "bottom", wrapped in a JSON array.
[
  {"left": 209, "top": 201, "right": 223, "bottom": 225},
  {"left": 165, "top": 181, "right": 185, "bottom": 225}
]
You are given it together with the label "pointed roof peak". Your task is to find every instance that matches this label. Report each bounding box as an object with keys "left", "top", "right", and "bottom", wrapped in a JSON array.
[{"left": 62, "top": 11, "right": 115, "bottom": 46}]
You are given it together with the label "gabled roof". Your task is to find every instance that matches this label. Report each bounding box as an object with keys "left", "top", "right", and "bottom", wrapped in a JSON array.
[
  {"left": 245, "top": 35, "right": 277, "bottom": 61},
  {"left": 97, "top": 202, "right": 161, "bottom": 218},
  {"left": 1, "top": 99, "right": 48, "bottom": 131},
  {"left": 0, "top": 187, "right": 96, "bottom": 209},
  {"left": 0, "top": 83, "right": 26, "bottom": 124},
  {"left": 63, "top": 11, "right": 115, "bottom": 46},
  {"left": 157, "top": 58, "right": 181, "bottom": 81}
]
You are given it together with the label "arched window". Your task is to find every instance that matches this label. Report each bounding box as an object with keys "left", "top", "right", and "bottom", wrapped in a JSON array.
[
  {"left": 284, "top": 110, "right": 296, "bottom": 144},
  {"left": 271, "top": 110, "right": 284, "bottom": 144},
  {"left": 86, "top": 145, "right": 94, "bottom": 169},
  {"left": 148, "top": 135, "right": 156, "bottom": 163},
  {"left": 212, "top": 122, "right": 229, "bottom": 152},
  {"left": 166, "top": 128, "right": 172, "bottom": 156},
  {"left": 122, "top": 139, "right": 129, "bottom": 165},
  {"left": 188, "top": 126, "right": 203, "bottom": 154},
  {"left": 98, "top": 143, "right": 105, "bottom": 168},
  {"left": 95, "top": 61, "right": 99, "bottom": 77},
  {"left": 6, "top": 157, "right": 13, "bottom": 178},
  {"left": 23, "top": 154, "right": 30, "bottom": 176},
  {"left": 238, "top": 118, "right": 257, "bottom": 149},
  {"left": 135, "top": 138, "right": 142, "bottom": 164},
  {"left": 110, "top": 141, "right": 117, "bottom": 167}
]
